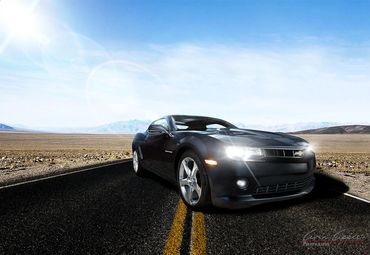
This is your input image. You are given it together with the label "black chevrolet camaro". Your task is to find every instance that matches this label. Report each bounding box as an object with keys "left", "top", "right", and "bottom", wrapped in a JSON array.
[{"left": 132, "top": 115, "right": 315, "bottom": 209}]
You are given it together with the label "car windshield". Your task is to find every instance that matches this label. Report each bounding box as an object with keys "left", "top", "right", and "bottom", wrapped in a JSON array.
[{"left": 173, "top": 116, "right": 236, "bottom": 131}]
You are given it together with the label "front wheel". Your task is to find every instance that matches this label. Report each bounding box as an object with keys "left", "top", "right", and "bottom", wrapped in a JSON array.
[{"left": 178, "top": 151, "right": 211, "bottom": 210}]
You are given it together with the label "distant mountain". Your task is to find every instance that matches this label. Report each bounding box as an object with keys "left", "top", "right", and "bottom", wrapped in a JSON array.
[
  {"left": 22, "top": 120, "right": 152, "bottom": 134},
  {"left": 5, "top": 120, "right": 369, "bottom": 134},
  {"left": 79, "top": 121, "right": 361, "bottom": 134},
  {"left": 76, "top": 120, "right": 151, "bottom": 134},
  {"left": 0, "top": 123, "right": 15, "bottom": 131},
  {"left": 84, "top": 120, "right": 355, "bottom": 134},
  {"left": 293, "top": 125, "right": 370, "bottom": 134}
]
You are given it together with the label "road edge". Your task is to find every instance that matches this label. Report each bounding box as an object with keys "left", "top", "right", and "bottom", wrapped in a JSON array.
[{"left": 344, "top": 192, "right": 370, "bottom": 204}]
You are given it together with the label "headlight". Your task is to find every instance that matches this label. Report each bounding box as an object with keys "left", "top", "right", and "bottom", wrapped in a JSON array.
[
  {"left": 305, "top": 145, "right": 314, "bottom": 153},
  {"left": 226, "top": 146, "right": 263, "bottom": 160},
  {"left": 298, "top": 142, "right": 314, "bottom": 153}
]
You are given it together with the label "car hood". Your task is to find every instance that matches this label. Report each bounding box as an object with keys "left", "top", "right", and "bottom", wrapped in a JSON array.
[{"left": 207, "top": 128, "right": 307, "bottom": 147}]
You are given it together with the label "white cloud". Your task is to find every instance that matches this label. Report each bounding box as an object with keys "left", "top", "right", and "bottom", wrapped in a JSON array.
[
  {"left": 116, "top": 44, "right": 370, "bottom": 125},
  {"left": 1, "top": 39, "right": 370, "bottom": 127}
]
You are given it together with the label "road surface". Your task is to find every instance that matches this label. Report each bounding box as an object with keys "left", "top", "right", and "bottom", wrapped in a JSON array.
[{"left": 0, "top": 161, "right": 369, "bottom": 254}]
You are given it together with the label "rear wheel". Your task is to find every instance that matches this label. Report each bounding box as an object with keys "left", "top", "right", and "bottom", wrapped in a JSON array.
[
  {"left": 177, "top": 151, "right": 211, "bottom": 210},
  {"left": 133, "top": 150, "right": 145, "bottom": 176}
]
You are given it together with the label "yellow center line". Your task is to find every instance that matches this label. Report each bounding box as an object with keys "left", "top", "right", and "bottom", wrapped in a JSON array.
[
  {"left": 191, "top": 211, "right": 207, "bottom": 255},
  {"left": 163, "top": 199, "right": 187, "bottom": 255}
]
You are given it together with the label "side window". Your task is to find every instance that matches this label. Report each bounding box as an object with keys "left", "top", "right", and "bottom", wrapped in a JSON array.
[
  {"left": 176, "top": 124, "right": 189, "bottom": 130},
  {"left": 152, "top": 118, "right": 169, "bottom": 130},
  {"left": 206, "top": 123, "right": 226, "bottom": 130}
]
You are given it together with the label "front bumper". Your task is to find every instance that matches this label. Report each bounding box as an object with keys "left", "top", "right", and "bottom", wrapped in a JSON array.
[
  {"left": 211, "top": 179, "right": 315, "bottom": 209},
  {"left": 206, "top": 157, "right": 316, "bottom": 209}
]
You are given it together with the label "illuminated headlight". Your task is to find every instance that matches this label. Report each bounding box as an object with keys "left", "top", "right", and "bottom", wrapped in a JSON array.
[
  {"left": 226, "top": 146, "right": 263, "bottom": 160},
  {"left": 298, "top": 142, "right": 314, "bottom": 153},
  {"left": 305, "top": 145, "right": 314, "bottom": 153}
]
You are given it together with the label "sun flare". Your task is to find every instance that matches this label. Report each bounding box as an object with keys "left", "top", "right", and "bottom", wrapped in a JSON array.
[{"left": 0, "top": 0, "right": 42, "bottom": 40}]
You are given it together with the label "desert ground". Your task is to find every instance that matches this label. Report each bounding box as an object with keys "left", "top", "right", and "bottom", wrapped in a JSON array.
[
  {"left": 0, "top": 132, "right": 133, "bottom": 186},
  {"left": 297, "top": 134, "right": 370, "bottom": 200},
  {"left": 0, "top": 132, "right": 369, "bottom": 200}
]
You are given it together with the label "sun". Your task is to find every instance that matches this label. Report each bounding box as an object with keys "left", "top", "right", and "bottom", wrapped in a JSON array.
[{"left": 0, "top": 0, "right": 42, "bottom": 40}]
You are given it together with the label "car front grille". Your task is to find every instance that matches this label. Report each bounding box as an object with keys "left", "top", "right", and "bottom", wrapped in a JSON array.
[
  {"left": 254, "top": 176, "right": 314, "bottom": 196},
  {"left": 263, "top": 148, "right": 304, "bottom": 158}
]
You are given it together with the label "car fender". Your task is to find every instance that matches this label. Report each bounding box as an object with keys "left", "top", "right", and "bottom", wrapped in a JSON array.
[
  {"left": 132, "top": 132, "right": 146, "bottom": 151},
  {"left": 173, "top": 134, "right": 220, "bottom": 171}
]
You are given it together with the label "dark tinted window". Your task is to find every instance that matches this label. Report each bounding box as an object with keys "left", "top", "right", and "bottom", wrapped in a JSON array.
[{"left": 173, "top": 116, "right": 235, "bottom": 131}]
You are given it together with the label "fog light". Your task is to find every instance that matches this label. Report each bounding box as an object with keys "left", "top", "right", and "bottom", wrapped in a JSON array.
[{"left": 236, "top": 179, "right": 248, "bottom": 189}]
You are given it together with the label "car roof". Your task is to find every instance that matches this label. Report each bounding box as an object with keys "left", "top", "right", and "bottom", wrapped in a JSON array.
[
  {"left": 171, "top": 115, "right": 218, "bottom": 122},
  {"left": 169, "top": 115, "right": 236, "bottom": 127}
]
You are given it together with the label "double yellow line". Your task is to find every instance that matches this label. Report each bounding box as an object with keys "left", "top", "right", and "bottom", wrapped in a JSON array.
[
  {"left": 191, "top": 211, "right": 206, "bottom": 255},
  {"left": 163, "top": 200, "right": 206, "bottom": 255}
]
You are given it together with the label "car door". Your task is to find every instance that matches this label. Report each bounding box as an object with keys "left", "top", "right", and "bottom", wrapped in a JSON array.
[
  {"left": 162, "top": 137, "right": 177, "bottom": 182},
  {"left": 140, "top": 118, "right": 172, "bottom": 178}
]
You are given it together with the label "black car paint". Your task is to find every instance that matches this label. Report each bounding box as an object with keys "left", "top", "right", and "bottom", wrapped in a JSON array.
[{"left": 132, "top": 115, "right": 316, "bottom": 208}]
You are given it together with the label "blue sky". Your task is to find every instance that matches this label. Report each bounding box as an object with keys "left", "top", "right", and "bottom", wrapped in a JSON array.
[{"left": 0, "top": 0, "right": 370, "bottom": 128}]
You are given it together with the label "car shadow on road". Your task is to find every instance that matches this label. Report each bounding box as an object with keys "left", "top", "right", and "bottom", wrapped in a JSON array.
[{"left": 203, "top": 171, "right": 349, "bottom": 214}]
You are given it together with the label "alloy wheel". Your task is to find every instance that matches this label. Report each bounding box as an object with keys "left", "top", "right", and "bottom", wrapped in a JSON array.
[{"left": 179, "top": 157, "right": 202, "bottom": 205}]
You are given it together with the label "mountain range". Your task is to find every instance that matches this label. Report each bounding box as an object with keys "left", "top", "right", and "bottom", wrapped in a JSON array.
[
  {"left": 75, "top": 120, "right": 151, "bottom": 134},
  {"left": 2, "top": 120, "right": 152, "bottom": 134},
  {"left": 1, "top": 121, "right": 370, "bottom": 134},
  {"left": 235, "top": 122, "right": 343, "bottom": 133},
  {"left": 0, "top": 123, "right": 14, "bottom": 131},
  {"left": 292, "top": 125, "right": 370, "bottom": 134}
]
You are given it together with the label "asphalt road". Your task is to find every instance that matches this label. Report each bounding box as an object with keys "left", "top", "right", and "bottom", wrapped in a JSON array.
[{"left": 0, "top": 161, "right": 369, "bottom": 255}]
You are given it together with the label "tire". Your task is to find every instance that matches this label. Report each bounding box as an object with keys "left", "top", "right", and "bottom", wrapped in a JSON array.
[
  {"left": 133, "top": 149, "right": 145, "bottom": 176},
  {"left": 177, "top": 151, "right": 211, "bottom": 210}
]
